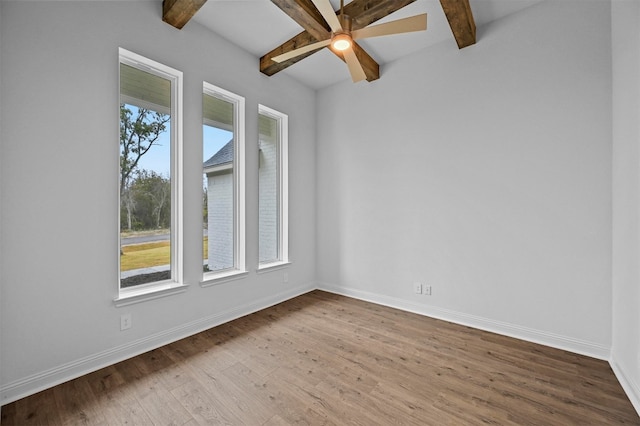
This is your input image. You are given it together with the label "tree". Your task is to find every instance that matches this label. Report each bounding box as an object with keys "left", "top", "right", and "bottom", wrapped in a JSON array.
[
  {"left": 131, "top": 171, "right": 171, "bottom": 229},
  {"left": 120, "top": 190, "right": 136, "bottom": 231},
  {"left": 120, "top": 104, "right": 170, "bottom": 230},
  {"left": 203, "top": 185, "right": 208, "bottom": 226}
]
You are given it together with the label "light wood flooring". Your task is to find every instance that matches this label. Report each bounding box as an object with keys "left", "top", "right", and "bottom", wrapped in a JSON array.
[{"left": 2, "top": 290, "right": 639, "bottom": 425}]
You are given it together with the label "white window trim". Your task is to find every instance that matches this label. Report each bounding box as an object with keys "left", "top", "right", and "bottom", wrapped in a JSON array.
[
  {"left": 258, "top": 104, "right": 289, "bottom": 270},
  {"left": 116, "top": 48, "right": 184, "bottom": 305},
  {"left": 256, "top": 261, "right": 291, "bottom": 273},
  {"left": 201, "top": 83, "right": 247, "bottom": 286}
]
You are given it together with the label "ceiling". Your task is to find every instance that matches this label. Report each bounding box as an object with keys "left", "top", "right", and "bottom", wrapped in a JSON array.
[{"left": 190, "top": 0, "right": 543, "bottom": 90}]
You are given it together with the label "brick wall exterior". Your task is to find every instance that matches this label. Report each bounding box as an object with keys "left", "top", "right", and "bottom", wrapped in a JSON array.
[
  {"left": 206, "top": 170, "right": 234, "bottom": 271},
  {"left": 259, "top": 137, "right": 278, "bottom": 263}
]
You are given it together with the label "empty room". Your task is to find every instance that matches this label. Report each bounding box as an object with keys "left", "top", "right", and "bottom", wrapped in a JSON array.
[{"left": 1, "top": 0, "right": 640, "bottom": 423}]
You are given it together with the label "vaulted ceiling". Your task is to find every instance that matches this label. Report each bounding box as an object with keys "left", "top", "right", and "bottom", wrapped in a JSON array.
[{"left": 162, "top": 0, "right": 542, "bottom": 89}]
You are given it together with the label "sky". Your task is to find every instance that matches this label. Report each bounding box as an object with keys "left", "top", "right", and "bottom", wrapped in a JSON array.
[{"left": 125, "top": 104, "right": 232, "bottom": 177}]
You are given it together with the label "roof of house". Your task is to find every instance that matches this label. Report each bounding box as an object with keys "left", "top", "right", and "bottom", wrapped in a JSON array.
[{"left": 203, "top": 139, "right": 233, "bottom": 168}]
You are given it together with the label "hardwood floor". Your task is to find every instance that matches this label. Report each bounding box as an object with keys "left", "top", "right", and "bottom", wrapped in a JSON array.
[{"left": 2, "top": 290, "right": 639, "bottom": 425}]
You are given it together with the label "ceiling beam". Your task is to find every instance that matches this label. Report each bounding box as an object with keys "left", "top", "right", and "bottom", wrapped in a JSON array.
[
  {"left": 262, "top": 0, "right": 414, "bottom": 80},
  {"left": 271, "top": 0, "right": 330, "bottom": 41},
  {"left": 261, "top": 34, "right": 380, "bottom": 82},
  {"left": 346, "top": 0, "right": 416, "bottom": 30},
  {"left": 331, "top": 42, "right": 380, "bottom": 82},
  {"left": 439, "top": 0, "right": 476, "bottom": 49},
  {"left": 260, "top": 31, "right": 326, "bottom": 77},
  {"left": 162, "top": 0, "right": 207, "bottom": 30}
]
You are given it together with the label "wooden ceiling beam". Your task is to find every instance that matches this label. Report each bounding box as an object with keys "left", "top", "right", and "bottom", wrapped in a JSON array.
[
  {"left": 260, "top": 31, "right": 380, "bottom": 82},
  {"left": 271, "top": 0, "right": 330, "bottom": 41},
  {"left": 260, "top": 31, "right": 326, "bottom": 77},
  {"left": 330, "top": 42, "right": 380, "bottom": 82},
  {"left": 346, "top": 0, "right": 416, "bottom": 30},
  {"left": 162, "top": 0, "right": 207, "bottom": 29},
  {"left": 439, "top": 0, "right": 476, "bottom": 49}
]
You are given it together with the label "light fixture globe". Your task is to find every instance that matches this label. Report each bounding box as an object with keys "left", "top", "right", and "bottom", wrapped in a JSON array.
[{"left": 331, "top": 33, "right": 352, "bottom": 51}]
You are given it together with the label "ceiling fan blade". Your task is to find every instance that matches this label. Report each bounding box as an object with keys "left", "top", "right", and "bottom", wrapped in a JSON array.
[
  {"left": 343, "top": 46, "right": 367, "bottom": 83},
  {"left": 272, "top": 39, "right": 332, "bottom": 63},
  {"left": 352, "top": 13, "right": 427, "bottom": 40},
  {"left": 310, "top": 0, "right": 343, "bottom": 33}
]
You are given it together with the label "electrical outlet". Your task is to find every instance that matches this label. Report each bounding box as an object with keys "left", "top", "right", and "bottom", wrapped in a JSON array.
[
  {"left": 424, "top": 285, "right": 432, "bottom": 296},
  {"left": 120, "top": 313, "right": 132, "bottom": 331},
  {"left": 414, "top": 282, "right": 422, "bottom": 294},
  {"left": 283, "top": 272, "right": 289, "bottom": 283}
]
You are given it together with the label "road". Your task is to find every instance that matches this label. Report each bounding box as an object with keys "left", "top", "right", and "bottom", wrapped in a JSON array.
[
  {"left": 121, "top": 230, "right": 207, "bottom": 245},
  {"left": 121, "top": 233, "right": 169, "bottom": 246}
]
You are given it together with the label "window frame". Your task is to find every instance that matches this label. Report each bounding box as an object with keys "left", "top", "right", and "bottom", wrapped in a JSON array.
[
  {"left": 201, "top": 83, "right": 247, "bottom": 286},
  {"left": 258, "top": 104, "right": 289, "bottom": 270},
  {"left": 115, "top": 48, "right": 185, "bottom": 306}
]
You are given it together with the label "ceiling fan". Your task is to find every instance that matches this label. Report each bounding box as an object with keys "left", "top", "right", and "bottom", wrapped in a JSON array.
[{"left": 272, "top": 0, "right": 427, "bottom": 83}]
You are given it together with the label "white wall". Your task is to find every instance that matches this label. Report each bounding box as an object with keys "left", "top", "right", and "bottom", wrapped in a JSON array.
[
  {"left": 317, "top": 0, "right": 613, "bottom": 358},
  {"left": 611, "top": 0, "right": 640, "bottom": 413},
  {"left": 0, "top": 0, "right": 316, "bottom": 403}
]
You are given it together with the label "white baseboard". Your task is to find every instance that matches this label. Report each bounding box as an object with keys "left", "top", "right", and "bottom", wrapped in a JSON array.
[
  {"left": 0, "top": 282, "right": 315, "bottom": 406},
  {"left": 317, "top": 282, "right": 611, "bottom": 360},
  {"left": 610, "top": 359, "right": 640, "bottom": 416},
  {"left": 1, "top": 281, "right": 624, "bottom": 409}
]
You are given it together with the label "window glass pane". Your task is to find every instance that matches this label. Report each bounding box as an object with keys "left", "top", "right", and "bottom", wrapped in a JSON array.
[
  {"left": 119, "top": 63, "right": 172, "bottom": 287},
  {"left": 203, "top": 93, "right": 235, "bottom": 272},
  {"left": 258, "top": 113, "right": 279, "bottom": 263}
]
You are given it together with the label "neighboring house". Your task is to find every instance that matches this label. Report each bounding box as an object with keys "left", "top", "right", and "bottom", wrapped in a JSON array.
[
  {"left": 204, "top": 140, "right": 234, "bottom": 271},
  {"left": 204, "top": 124, "right": 279, "bottom": 271},
  {"left": 258, "top": 118, "right": 278, "bottom": 264}
]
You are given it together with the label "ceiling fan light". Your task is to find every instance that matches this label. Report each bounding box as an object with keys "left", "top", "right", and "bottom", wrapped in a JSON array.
[{"left": 332, "top": 34, "right": 352, "bottom": 51}]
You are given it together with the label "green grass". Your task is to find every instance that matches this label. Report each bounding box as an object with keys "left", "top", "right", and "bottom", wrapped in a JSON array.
[
  {"left": 120, "top": 238, "right": 208, "bottom": 271},
  {"left": 120, "top": 241, "right": 170, "bottom": 271}
]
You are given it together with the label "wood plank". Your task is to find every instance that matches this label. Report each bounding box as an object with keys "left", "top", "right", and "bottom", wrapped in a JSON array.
[
  {"left": 194, "top": 362, "right": 275, "bottom": 424},
  {"left": 260, "top": 32, "right": 327, "bottom": 77},
  {"left": 162, "top": 0, "right": 207, "bottom": 30},
  {"left": 271, "top": 0, "right": 330, "bottom": 41},
  {"left": 171, "top": 379, "right": 241, "bottom": 423},
  {"left": 2, "top": 290, "right": 639, "bottom": 424},
  {"left": 1, "top": 388, "right": 61, "bottom": 425},
  {"left": 132, "top": 348, "right": 193, "bottom": 392},
  {"left": 90, "top": 387, "right": 153, "bottom": 426},
  {"left": 331, "top": 41, "right": 380, "bottom": 82},
  {"left": 133, "top": 380, "right": 195, "bottom": 425},
  {"left": 52, "top": 377, "right": 107, "bottom": 425},
  {"left": 263, "top": 414, "right": 292, "bottom": 426},
  {"left": 439, "top": 0, "right": 476, "bottom": 48},
  {"left": 345, "top": 0, "right": 416, "bottom": 30},
  {"left": 84, "top": 364, "right": 126, "bottom": 395},
  {"left": 223, "top": 361, "right": 336, "bottom": 425}
]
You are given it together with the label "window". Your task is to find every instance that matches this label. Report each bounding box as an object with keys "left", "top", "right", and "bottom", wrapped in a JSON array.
[
  {"left": 258, "top": 105, "right": 289, "bottom": 268},
  {"left": 118, "top": 48, "right": 183, "bottom": 299},
  {"left": 202, "top": 83, "right": 246, "bottom": 283}
]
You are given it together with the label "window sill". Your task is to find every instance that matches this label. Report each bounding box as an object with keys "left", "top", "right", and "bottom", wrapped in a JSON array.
[
  {"left": 200, "top": 269, "right": 249, "bottom": 287},
  {"left": 257, "top": 261, "right": 291, "bottom": 273},
  {"left": 114, "top": 281, "right": 188, "bottom": 307}
]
